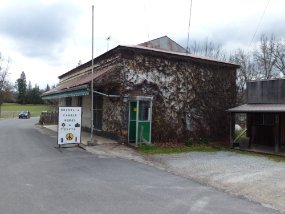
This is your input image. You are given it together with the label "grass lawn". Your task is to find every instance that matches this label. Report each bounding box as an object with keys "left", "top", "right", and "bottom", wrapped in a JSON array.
[
  {"left": 137, "top": 144, "right": 285, "bottom": 162},
  {"left": 0, "top": 103, "right": 54, "bottom": 118},
  {"left": 136, "top": 144, "right": 224, "bottom": 154}
]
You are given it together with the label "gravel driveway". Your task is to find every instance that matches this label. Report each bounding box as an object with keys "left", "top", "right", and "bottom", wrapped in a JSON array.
[{"left": 151, "top": 152, "right": 285, "bottom": 213}]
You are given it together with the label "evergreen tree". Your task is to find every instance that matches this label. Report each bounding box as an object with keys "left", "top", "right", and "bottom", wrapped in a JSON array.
[
  {"left": 45, "top": 84, "right": 50, "bottom": 92},
  {"left": 25, "top": 81, "right": 32, "bottom": 104},
  {"left": 28, "top": 84, "right": 44, "bottom": 104},
  {"left": 16, "top": 71, "right": 27, "bottom": 104}
]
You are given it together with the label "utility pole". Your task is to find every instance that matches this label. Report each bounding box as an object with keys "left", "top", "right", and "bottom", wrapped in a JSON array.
[
  {"left": 89, "top": 5, "right": 95, "bottom": 145},
  {"left": 106, "top": 36, "right": 111, "bottom": 51}
]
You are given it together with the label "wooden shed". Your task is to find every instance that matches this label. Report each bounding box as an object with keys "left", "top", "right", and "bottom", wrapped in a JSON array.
[{"left": 228, "top": 79, "right": 285, "bottom": 153}]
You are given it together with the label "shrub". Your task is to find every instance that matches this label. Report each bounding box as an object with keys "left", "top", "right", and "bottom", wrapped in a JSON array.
[
  {"left": 184, "top": 138, "right": 194, "bottom": 146},
  {"left": 197, "top": 137, "right": 208, "bottom": 144},
  {"left": 39, "top": 111, "right": 58, "bottom": 125},
  {"left": 184, "top": 136, "right": 209, "bottom": 146}
]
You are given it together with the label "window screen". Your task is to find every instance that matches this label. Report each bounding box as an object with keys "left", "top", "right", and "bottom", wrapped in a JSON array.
[
  {"left": 255, "top": 113, "right": 274, "bottom": 126},
  {"left": 139, "top": 101, "right": 149, "bottom": 121},
  {"left": 65, "top": 97, "right": 72, "bottom": 107},
  {"left": 77, "top": 96, "right": 83, "bottom": 107}
]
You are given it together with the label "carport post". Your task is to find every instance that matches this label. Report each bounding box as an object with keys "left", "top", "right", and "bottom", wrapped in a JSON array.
[
  {"left": 230, "top": 112, "right": 235, "bottom": 148},
  {"left": 274, "top": 114, "right": 280, "bottom": 153}
]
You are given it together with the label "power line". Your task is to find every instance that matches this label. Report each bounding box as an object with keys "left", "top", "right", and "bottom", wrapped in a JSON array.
[
  {"left": 186, "top": 0, "right": 193, "bottom": 53},
  {"left": 248, "top": 0, "right": 271, "bottom": 48}
]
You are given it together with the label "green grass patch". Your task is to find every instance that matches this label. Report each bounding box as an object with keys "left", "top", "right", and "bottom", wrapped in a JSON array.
[
  {"left": 136, "top": 144, "right": 224, "bottom": 154},
  {"left": 266, "top": 154, "right": 285, "bottom": 162},
  {"left": 0, "top": 103, "right": 54, "bottom": 118},
  {"left": 137, "top": 144, "right": 285, "bottom": 162}
]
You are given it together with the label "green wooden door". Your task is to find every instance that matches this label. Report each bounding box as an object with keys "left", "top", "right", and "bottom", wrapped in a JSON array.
[
  {"left": 138, "top": 101, "right": 151, "bottom": 142},
  {"left": 128, "top": 99, "right": 152, "bottom": 144}
]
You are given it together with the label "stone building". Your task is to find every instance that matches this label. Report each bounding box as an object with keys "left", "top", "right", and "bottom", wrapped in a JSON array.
[{"left": 43, "top": 36, "right": 239, "bottom": 144}]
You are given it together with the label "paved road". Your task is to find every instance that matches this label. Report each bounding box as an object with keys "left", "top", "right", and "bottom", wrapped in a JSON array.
[{"left": 0, "top": 118, "right": 280, "bottom": 214}]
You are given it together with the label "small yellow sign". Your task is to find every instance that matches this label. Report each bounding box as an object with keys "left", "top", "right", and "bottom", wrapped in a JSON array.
[
  {"left": 134, "top": 107, "right": 137, "bottom": 112},
  {"left": 66, "top": 133, "right": 74, "bottom": 141}
]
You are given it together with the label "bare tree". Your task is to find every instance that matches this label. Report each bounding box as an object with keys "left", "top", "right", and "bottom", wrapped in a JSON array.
[
  {"left": 274, "top": 39, "right": 285, "bottom": 75},
  {"left": 254, "top": 34, "right": 278, "bottom": 79},
  {"left": 230, "top": 49, "right": 258, "bottom": 103},
  {"left": 189, "top": 38, "right": 226, "bottom": 60},
  {"left": 0, "top": 53, "right": 12, "bottom": 117}
]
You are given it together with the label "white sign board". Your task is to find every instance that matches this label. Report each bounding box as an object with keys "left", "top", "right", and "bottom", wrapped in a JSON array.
[{"left": 58, "top": 107, "right": 82, "bottom": 145}]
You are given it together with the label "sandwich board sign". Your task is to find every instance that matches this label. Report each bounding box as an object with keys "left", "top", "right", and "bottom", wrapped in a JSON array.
[{"left": 58, "top": 107, "right": 82, "bottom": 146}]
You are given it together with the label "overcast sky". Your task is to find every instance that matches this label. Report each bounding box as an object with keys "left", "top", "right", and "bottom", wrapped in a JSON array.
[{"left": 0, "top": 0, "right": 285, "bottom": 89}]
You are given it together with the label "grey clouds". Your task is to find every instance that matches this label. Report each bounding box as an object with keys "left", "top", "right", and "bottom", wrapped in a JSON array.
[{"left": 0, "top": 0, "right": 81, "bottom": 60}]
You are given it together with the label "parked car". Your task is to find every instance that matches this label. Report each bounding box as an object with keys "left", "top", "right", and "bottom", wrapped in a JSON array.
[{"left": 19, "top": 111, "right": 31, "bottom": 119}]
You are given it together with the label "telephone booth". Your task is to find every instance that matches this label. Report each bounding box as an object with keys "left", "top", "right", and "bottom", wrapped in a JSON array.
[{"left": 128, "top": 96, "right": 153, "bottom": 146}]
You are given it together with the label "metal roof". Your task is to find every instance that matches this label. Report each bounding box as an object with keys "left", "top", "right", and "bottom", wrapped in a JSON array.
[
  {"left": 42, "top": 65, "right": 116, "bottom": 97},
  {"left": 122, "top": 45, "right": 240, "bottom": 67},
  {"left": 58, "top": 43, "right": 240, "bottom": 79},
  {"left": 227, "top": 104, "right": 285, "bottom": 113},
  {"left": 42, "top": 85, "right": 89, "bottom": 100},
  {"left": 138, "top": 35, "right": 187, "bottom": 53}
]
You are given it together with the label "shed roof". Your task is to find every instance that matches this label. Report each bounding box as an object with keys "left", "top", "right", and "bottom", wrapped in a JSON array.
[
  {"left": 42, "top": 65, "right": 116, "bottom": 97},
  {"left": 227, "top": 104, "right": 285, "bottom": 113}
]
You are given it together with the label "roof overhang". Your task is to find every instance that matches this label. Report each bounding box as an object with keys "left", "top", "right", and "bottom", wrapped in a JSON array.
[
  {"left": 227, "top": 104, "right": 285, "bottom": 113},
  {"left": 42, "top": 85, "right": 90, "bottom": 100},
  {"left": 43, "top": 65, "right": 119, "bottom": 100}
]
